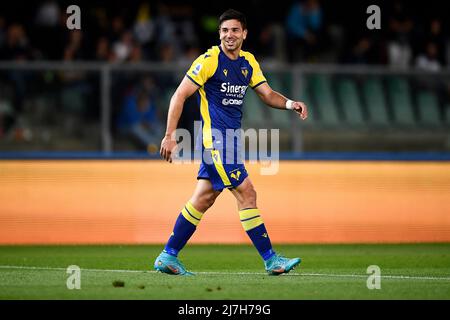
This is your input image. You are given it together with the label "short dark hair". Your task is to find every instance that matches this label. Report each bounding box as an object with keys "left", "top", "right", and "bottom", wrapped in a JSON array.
[{"left": 219, "top": 9, "right": 247, "bottom": 30}]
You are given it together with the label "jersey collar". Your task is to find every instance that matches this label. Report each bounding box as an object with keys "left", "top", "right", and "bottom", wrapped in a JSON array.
[{"left": 218, "top": 44, "right": 241, "bottom": 61}]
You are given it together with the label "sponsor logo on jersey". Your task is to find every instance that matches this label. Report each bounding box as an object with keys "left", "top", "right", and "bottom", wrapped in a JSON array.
[
  {"left": 220, "top": 82, "right": 248, "bottom": 95},
  {"left": 222, "top": 98, "right": 243, "bottom": 106}
]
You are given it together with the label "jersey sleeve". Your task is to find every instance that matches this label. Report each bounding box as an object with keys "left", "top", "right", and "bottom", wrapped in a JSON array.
[
  {"left": 186, "top": 52, "right": 218, "bottom": 87},
  {"left": 248, "top": 55, "right": 267, "bottom": 89}
]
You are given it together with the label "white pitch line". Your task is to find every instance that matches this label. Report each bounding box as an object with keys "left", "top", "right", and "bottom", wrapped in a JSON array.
[
  {"left": 300, "top": 272, "right": 450, "bottom": 281},
  {"left": 0, "top": 265, "right": 449, "bottom": 281}
]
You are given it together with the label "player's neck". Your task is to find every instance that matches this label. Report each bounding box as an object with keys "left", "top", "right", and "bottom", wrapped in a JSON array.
[{"left": 221, "top": 46, "right": 241, "bottom": 60}]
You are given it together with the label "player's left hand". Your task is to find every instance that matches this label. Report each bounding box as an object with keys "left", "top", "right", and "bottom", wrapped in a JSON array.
[
  {"left": 160, "top": 134, "right": 177, "bottom": 163},
  {"left": 292, "top": 101, "right": 308, "bottom": 120}
]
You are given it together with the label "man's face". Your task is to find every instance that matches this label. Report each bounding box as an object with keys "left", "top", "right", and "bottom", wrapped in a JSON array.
[{"left": 219, "top": 19, "right": 247, "bottom": 52}]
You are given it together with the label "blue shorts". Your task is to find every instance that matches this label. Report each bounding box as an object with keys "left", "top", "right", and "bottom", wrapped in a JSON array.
[{"left": 197, "top": 148, "right": 248, "bottom": 191}]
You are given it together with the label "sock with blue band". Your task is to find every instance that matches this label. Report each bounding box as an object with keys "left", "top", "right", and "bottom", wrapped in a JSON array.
[
  {"left": 239, "top": 208, "right": 275, "bottom": 261},
  {"left": 164, "top": 201, "right": 204, "bottom": 257}
]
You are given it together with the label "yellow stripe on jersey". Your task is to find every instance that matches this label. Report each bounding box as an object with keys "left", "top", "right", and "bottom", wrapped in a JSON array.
[
  {"left": 199, "top": 87, "right": 213, "bottom": 149},
  {"left": 239, "top": 208, "right": 264, "bottom": 231},
  {"left": 211, "top": 149, "right": 232, "bottom": 187},
  {"left": 239, "top": 50, "right": 267, "bottom": 88},
  {"left": 186, "top": 46, "right": 220, "bottom": 87}
]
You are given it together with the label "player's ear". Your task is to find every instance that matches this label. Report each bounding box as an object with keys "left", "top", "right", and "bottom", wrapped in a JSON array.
[{"left": 243, "top": 29, "right": 247, "bottom": 40}]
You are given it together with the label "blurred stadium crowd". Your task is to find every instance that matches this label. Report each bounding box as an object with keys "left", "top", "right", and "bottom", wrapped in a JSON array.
[
  {"left": 0, "top": 0, "right": 449, "bottom": 154},
  {"left": 0, "top": 0, "right": 448, "bottom": 68}
]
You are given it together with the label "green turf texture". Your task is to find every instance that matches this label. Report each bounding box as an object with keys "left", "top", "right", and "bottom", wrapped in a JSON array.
[{"left": 0, "top": 244, "right": 449, "bottom": 299}]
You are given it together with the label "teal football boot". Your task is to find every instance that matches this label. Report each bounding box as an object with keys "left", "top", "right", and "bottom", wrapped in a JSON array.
[
  {"left": 154, "top": 251, "right": 194, "bottom": 276},
  {"left": 264, "top": 253, "right": 301, "bottom": 276}
]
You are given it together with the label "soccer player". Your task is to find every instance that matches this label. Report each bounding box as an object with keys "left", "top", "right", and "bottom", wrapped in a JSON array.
[{"left": 154, "top": 9, "right": 308, "bottom": 276}]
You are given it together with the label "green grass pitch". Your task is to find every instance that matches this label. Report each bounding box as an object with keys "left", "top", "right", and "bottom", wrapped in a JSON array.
[{"left": 0, "top": 244, "right": 449, "bottom": 299}]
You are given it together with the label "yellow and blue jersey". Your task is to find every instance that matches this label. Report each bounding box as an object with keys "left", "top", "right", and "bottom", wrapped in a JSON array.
[
  {"left": 186, "top": 45, "right": 267, "bottom": 191},
  {"left": 186, "top": 45, "right": 266, "bottom": 146}
]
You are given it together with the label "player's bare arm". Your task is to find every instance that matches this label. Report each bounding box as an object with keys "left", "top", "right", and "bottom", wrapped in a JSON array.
[
  {"left": 254, "top": 82, "right": 308, "bottom": 120},
  {"left": 160, "top": 76, "right": 199, "bottom": 163}
]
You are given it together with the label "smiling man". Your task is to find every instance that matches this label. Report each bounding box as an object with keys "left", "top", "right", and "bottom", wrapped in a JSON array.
[{"left": 154, "top": 9, "right": 308, "bottom": 276}]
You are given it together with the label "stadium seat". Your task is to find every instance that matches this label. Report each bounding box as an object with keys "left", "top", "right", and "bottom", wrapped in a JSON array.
[
  {"left": 299, "top": 83, "right": 316, "bottom": 125},
  {"left": 283, "top": 73, "right": 317, "bottom": 125},
  {"left": 337, "top": 78, "right": 365, "bottom": 126},
  {"left": 387, "top": 76, "right": 415, "bottom": 126},
  {"left": 61, "top": 88, "right": 85, "bottom": 114},
  {"left": 416, "top": 90, "right": 441, "bottom": 126},
  {"left": 445, "top": 104, "right": 450, "bottom": 125},
  {"left": 243, "top": 88, "right": 267, "bottom": 128},
  {"left": 309, "top": 74, "right": 340, "bottom": 126},
  {"left": 159, "top": 87, "right": 178, "bottom": 118},
  {"left": 266, "top": 73, "right": 292, "bottom": 129},
  {"left": 363, "top": 77, "right": 390, "bottom": 126}
]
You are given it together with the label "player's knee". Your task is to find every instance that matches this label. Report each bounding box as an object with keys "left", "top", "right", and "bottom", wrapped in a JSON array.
[
  {"left": 203, "top": 192, "right": 217, "bottom": 209},
  {"left": 241, "top": 187, "right": 257, "bottom": 208},
  {"left": 191, "top": 192, "right": 217, "bottom": 212},
  {"left": 249, "top": 187, "right": 257, "bottom": 201}
]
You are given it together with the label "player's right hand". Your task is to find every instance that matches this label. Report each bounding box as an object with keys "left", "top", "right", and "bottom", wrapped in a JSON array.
[{"left": 160, "top": 134, "right": 177, "bottom": 163}]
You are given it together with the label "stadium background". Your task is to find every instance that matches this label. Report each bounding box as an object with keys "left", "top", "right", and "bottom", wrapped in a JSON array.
[{"left": 0, "top": 0, "right": 449, "bottom": 245}]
